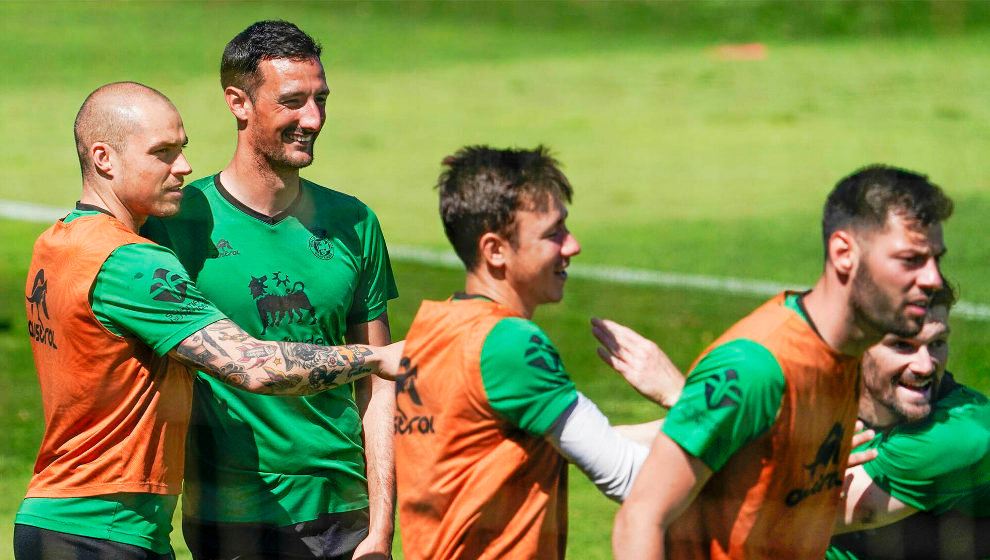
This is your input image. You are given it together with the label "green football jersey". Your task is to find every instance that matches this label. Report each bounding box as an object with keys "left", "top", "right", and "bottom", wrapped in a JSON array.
[
  {"left": 827, "top": 374, "right": 990, "bottom": 559},
  {"left": 142, "top": 175, "right": 398, "bottom": 524}
]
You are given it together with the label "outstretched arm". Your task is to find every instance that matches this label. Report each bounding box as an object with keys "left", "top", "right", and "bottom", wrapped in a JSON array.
[
  {"left": 168, "top": 318, "right": 403, "bottom": 395},
  {"left": 546, "top": 393, "right": 651, "bottom": 502},
  {"left": 592, "top": 317, "right": 685, "bottom": 408},
  {"left": 349, "top": 314, "right": 395, "bottom": 560}
]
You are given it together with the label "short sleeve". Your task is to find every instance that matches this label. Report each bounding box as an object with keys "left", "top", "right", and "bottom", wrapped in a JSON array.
[
  {"left": 864, "top": 385, "right": 990, "bottom": 514},
  {"left": 92, "top": 243, "right": 228, "bottom": 356},
  {"left": 479, "top": 318, "right": 578, "bottom": 436},
  {"left": 347, "top": 207, "right": 398, "bottom": 325},
  {"left": 662, "top": 338, "right": 786, "bottom": 472}
]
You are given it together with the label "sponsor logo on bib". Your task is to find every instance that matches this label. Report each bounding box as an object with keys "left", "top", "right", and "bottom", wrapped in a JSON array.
[{"left": 26, "top": 269, "right": 57, "bottom": 349}]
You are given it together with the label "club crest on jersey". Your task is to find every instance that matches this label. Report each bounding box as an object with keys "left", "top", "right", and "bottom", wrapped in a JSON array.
[
  {"left": 308, "top": 228, "right": 335, "bottom": 260},
  {"left": 150, "top": 268, "right": 189, "bottom": 303},
  {"left": 248, "top": 273, "right": 317, "bottom": 335},
  {"left": 26, "top": 269, "right": 57, "bottom": 349},
  {"left": 785, "top": 422, "right": 845, "bottom": 506}
]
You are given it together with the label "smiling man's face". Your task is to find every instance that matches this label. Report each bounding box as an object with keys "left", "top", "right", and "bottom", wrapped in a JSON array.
[{"left": 860, "top": 304, "right": 950, "bottom": 427}]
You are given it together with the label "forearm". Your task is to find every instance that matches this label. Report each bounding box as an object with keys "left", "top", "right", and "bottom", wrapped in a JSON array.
[
  {"left": 613, "top": 508, "right": 665, "bottom": 560},
  {"left": 357, "top": 375, "right": 396, "bottom": 548},
  {"left": 170, "top": 319, "right": 386, "bottom": 395},
  {"left": 349, "top": 313, "right": 396, "bottom": 555},
  {"left": 547, "top": 392, "right": 650, "bottom": 502}
]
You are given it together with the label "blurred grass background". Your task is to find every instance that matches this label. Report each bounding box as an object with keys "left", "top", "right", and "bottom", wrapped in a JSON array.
[{"left": 1, "top": 2, "right": 988, "bottom": 558}]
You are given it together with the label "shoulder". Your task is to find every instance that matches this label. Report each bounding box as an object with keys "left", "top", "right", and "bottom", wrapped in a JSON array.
[
  {"left": 480, "top": 317, "right": 565, "bottom": 376},
  {"left": 691, "top": 338, "right": 786, "bottom": 392},
  {"left": 108, "top": 242, "right": 183, "bottom": 264},
  {"left": 484, "top": 317, "right": 556, "bottom": 353},
  {"left": 303, "top": 180, "right": 373, "bottom": 213}
]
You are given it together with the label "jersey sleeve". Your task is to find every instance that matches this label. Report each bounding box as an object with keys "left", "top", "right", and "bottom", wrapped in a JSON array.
[
  {"left": 662, "top": 338, "right": 785, "bottom": 472},
  {"left": 479, "top": 317, "right": 579, "bottom": 437},
  {"left": 347, "top": 207, "right": 398, "bottom": 325},
  {"left": 863, "top": 386, "right": 990, "bottom": 514},
  {"left": 91, "top": 243, "right": 228, "bottom": 356}
]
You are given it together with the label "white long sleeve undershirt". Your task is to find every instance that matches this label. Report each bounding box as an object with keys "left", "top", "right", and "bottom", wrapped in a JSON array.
[{"left": 546, "top": 392, "right": 650, "bottom": 502}]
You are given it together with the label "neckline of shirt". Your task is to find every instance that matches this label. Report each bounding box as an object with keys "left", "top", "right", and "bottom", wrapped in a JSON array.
[{"left": 213, "top": 174, "right": 304, "bottom": 226}]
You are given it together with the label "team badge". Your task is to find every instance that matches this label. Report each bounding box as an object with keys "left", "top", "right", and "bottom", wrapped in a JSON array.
[
  {"left": 150, "top": 268, "right": 189, "bottom": 303},
  {"left": 308, "top": 228, "right": 335, "bottom": 260},
  {"left": 704, "top": 369, "right": 742, "bottom": 409}
]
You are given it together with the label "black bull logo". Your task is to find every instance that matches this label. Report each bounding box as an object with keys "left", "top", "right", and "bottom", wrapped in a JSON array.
[
  {"left": 805, "top": 422, "right": 844, "bottom": 478},
  {"left": 26, "top": 269, "right": 49, "bottom": 322}
]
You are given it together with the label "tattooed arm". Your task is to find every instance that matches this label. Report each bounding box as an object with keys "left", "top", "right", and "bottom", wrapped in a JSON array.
[{"left": 167, "top": 319, "right": 403, "bottom": 395}]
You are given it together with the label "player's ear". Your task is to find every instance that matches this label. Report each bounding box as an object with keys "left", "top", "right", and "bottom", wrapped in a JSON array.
[
  {"left": 828, "top": 229, "right": 858, "bottom": 277},
  {"left": 91, "top": 142, "right": 114, "bottom": 177},
  {"left": 479, "top": 231, "right": 508, "bottom": 270},
  {"left": 225, "top": 86, "right": 251, "bottom": 123}
]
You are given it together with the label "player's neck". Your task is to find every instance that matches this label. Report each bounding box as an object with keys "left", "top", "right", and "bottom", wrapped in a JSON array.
[
  {"left": 802, "top": 276, "right": 878, "bottom": 357},
  {"left": 79, "top": 183, "right": 143, "bottom": 233},
  {"left": 464, "top": 272, "right": 534, "bottom": 319},
  {"left": 221, "top": 154, "right": 301, "bottom": 217},
  {"left": 857, "top": 394, "right": 898, "bottom": 430}
]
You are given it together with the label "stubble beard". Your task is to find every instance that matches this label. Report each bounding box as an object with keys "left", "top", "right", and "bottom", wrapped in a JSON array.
[
  {"left": 862, "top": 360, "right": 933, "bottom": 426},
  {"left": 851, "top": 260, "right": 921, "bottom": 340},
  {"left": 253, "top": 129, "right": 315, "bottom": 172}
]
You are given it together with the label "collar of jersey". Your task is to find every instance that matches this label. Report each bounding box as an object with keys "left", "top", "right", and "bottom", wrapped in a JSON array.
[{"left": 213, "top": 173, "right": 304, "bottom": 225}]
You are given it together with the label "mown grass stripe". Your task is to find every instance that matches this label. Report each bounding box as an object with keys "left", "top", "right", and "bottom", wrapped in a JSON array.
[{"left": 6, "top": 199, "right": 988, "bottom": 322}]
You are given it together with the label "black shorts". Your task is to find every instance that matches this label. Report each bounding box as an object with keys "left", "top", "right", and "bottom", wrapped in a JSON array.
[
  {"left": 13, "top": 523, "right": 174, "bottom": 560},
  {"left": 182, "top": 508, "right": 370, "bottom": 560}
]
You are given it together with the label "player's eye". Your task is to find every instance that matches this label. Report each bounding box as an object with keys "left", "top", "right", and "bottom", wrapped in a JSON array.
[{"left": 889, "top": 341, "right": 915, "bottom": 352}]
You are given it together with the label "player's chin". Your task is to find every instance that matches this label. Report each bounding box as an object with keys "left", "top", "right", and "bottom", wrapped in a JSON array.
[
  {"left": 152, "top": 199, "right": 183, "bottom": 218},
  {"left": 285, "top": 146, "right": 315, "bottom": 167}
]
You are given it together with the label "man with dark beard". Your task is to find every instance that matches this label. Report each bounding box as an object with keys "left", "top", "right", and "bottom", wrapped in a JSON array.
[
  {"left": 142, "top": 21, "right": 397, "bottom": 560},
  {"left": 607, "top": 165, "right": 952, "bottom": 559},
  {"left": 829, "top": 283, "right": 990, "bottom": 559}
]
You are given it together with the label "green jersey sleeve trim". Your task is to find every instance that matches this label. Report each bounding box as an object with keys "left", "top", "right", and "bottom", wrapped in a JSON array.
[
  {"left": 480, "top": 317, "right": 578, "bottom": 437},
  {"left": 91, "top": 243, "right": 228, "bottom": 355},
  {"left": 863, "top": 383, "right": 990, "bottom": 514},
  {"left": 663, "top": 338, "right": 785, "bottom": 472}
]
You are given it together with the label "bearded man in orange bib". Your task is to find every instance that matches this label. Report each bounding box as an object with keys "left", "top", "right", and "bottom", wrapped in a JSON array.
[{"left": 605, "top": 165, "right": 953, "bottom": 559}]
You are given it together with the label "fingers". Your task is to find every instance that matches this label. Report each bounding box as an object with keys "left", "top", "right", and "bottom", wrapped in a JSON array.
[
  {"left": 850, "top": 427, "right": 876, "bottom": 449},
  {"left": 847, "top": 448, "right": 878, "bottom": 469},
  {"left": 847, "top": 422, "right": 878, "bottom": 468},
  {"left": 596, "top": 346, "right": 621, "bottom": 370}
]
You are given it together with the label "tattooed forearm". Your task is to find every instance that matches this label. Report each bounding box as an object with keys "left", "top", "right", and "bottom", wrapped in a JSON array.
[
  {"left": 199, "top": 325, "right": 230, "bottom": 358},
  {"left": 170, "top": 320, "right": 389, "bottom": 396}
]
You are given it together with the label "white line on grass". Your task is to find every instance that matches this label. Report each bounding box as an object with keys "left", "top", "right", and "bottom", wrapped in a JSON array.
[{"left": 6, "top": 199, "right": 989, "bottom": 322}]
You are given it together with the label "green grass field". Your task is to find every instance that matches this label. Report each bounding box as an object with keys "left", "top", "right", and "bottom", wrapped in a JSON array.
[{"left": 2, "top": 2, "right": 989, "bottom": 558}]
